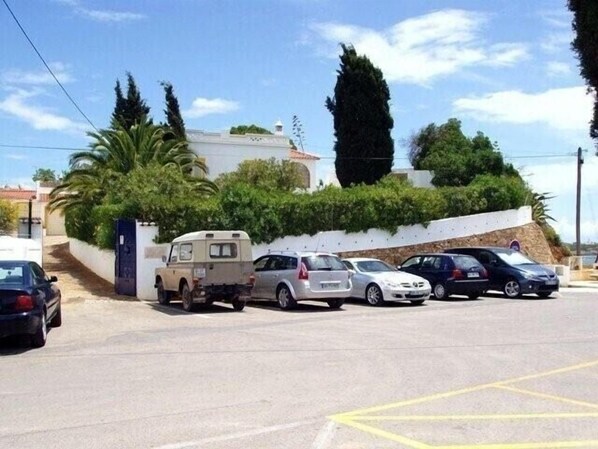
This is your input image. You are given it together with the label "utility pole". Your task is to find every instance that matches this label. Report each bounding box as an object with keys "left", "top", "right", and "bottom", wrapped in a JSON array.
[{"left": 576, "top": 147, "right": 583, "bottom": 257}]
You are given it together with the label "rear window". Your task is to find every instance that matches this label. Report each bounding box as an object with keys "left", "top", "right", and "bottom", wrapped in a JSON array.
[
  {"left": 209, "top": 243, "right": 238, "bottom": 259},
  {"left": 0, "top": 265, "right": 25, "bottom": 284},
  {"left": 302, "top": 255, "right": 347, "bottom": 271},
  {"left": 453, "top": 256, "right": 482, "bottom": 270}
]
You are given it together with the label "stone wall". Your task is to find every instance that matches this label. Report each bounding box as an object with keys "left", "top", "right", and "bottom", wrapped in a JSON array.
[{"left": 338, "top": 222, "right": 555, "bottom": 266}]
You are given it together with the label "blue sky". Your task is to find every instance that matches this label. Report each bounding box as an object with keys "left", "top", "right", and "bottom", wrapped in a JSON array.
[{"left": 1, "top": 0, "right": 596, "bottom": 243}]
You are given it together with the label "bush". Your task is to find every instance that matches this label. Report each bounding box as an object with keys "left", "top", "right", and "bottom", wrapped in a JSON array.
[
  {"left": 64, "top": 204, "right": 95, "bottom": 243},
  {"left": 0, "top": 199, "right": 18, "bottom": 234}
]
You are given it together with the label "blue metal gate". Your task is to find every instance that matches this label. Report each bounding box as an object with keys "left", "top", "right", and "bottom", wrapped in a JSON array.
[{"left": 115, "top": 219, "right": 136, "bottom": 296}]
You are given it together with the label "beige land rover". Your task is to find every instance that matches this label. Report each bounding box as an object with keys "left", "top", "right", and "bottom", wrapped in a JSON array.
[{"left": 154, "top": 231, "right": 254, "bottom": 312}]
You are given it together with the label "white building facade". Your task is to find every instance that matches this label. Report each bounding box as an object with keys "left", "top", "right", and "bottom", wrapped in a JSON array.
[{"left": 187, "top": 121, "right": 320, "bottom": 191}]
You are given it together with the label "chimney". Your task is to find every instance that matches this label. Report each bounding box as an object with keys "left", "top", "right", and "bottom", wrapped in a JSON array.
[{"left": 274, "top": 120, "right": 283, "bottom": 136}]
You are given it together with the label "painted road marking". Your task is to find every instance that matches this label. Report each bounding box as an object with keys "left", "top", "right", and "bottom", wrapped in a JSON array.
[
  {"left": 330, "top": 359, "right": 598, "bottom": 448},
  {"left": 310, "top": 420, "right": 337, "bottom": 449}
]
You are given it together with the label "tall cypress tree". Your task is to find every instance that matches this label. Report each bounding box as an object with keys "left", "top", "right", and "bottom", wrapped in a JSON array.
[
  {"left": 569, "top": 0, "right": 598, "bottom": 145},
  {"left": 326, "top": 44, "right": 394, "bottom": 187},
  {"left": 161, "top": 81, "right": 186, "bottom": 139},
  {"left": 110, "top": 80, "right": 127, "bottom": 129},
  {"left": 124, "top": 72, "right": 151, "bottom": 129}
]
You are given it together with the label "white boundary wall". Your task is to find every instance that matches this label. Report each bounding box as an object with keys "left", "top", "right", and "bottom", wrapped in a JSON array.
[
  {"left": 69, "top": 206, "right": 532, "bottom": 300},
  {"left": 252, "top": 206, "right": 532, "bottom": 258},
  {"left": 69, "top": 238, "right": 116, "bottom": 284}
]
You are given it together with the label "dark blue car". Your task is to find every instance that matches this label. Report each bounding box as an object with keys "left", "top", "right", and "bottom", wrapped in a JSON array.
[
  {"left": 0, "top": 260, "right": 61, "bottom": 347},
  {"left": 398, "top": 253, "right": 489, "bottom": 300},
  {"left": 445, "top": 247, "right": 559, "bottom": 298}
]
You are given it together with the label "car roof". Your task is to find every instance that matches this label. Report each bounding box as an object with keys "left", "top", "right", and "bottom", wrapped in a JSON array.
[
  {"left": 263, "top": 251, "right": 338, "bottom": 257},
  {"left": 342, "top": 257, "right": 382, "bottom": 263},
  {"left": 448, "top": 246, "right": 510, "bottom": 252},
  {"left": 0, "top": 260, "right": 29, "bottom": 266}
]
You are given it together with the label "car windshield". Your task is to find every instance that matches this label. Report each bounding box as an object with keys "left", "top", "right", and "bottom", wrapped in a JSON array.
[
  {"left": 496, "top": 251, "right": 536, "bottom": 265},
  {"left": 0, "top": 264, "right": 25, "bottom": 285},
  {"left": 303, "top": 255, "right": 347, "bottom": 271},
  {"left": 356, "top": 260, "right": 396, "bottom": 272}
]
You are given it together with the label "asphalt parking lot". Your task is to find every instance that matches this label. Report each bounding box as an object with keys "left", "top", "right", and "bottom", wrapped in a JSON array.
[{"left": 1, "top": 289, "right": 597, "bottom": 449}]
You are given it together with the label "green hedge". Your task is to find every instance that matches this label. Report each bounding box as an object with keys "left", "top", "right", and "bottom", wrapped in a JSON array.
[{"left": 65, "top": 175, "right": 528, "bottom": 248}]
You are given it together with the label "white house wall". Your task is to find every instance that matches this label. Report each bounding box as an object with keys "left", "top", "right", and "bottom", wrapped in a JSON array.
[{"left": 69, "top": 238, "right": 115, "bottom": 284}]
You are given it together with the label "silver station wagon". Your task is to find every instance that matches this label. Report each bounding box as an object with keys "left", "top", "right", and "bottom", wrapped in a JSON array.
[{"left": 251, "top": 251, "right": 352, "bottom": 310}]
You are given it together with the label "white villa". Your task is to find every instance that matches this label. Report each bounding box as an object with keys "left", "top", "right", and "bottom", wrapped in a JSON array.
[{"left": 187, "top": 121, "right": 320, "bottom": 191}]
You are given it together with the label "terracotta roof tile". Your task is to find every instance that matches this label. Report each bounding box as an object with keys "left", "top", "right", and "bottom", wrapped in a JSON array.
[
  {"left": 289, "top": 149, "right": 320, "bottom": 160},
  {"left": 0, "top": 189, "right": 36, "bottom": 201}
]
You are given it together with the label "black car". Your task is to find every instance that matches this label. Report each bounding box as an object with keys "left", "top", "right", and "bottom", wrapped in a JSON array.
[
  {"left": 398, "top": 253, "right": 488, "bottom": 300},
  {"left": 445, "top": 247, "right": 559, "bottom": 298},
  {"left": 0, "top": 260, "right": 61, "bottom": 347}
]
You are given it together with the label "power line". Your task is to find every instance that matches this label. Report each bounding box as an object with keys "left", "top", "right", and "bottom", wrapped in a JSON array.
[
  {"left": 0, "top": 144, "right": 85, "bottom": 151},
  {"left": 2, "top": 0, "right": 98, "bottom": 131}
]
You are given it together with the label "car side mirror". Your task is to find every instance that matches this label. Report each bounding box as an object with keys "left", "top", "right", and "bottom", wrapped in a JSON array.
[
  {"left": 50, "top": 275, "right": 58, "bottom": 282},
  {"left": 161, "top": 255, "right": 167, "bottom": 263},
  {"left": 348, "top": 269, "right": 355, "bottom": 278}
]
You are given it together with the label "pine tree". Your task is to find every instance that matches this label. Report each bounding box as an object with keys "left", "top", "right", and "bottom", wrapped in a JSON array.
[
  {"left": 569, "top": 0, "right": 598, "bottom": 146},
  {"left": 161, "top": 81, "right": 186, "bottom": 139},
  {"left": 326, "top": 44, "right": 394, "bottom": 187}
]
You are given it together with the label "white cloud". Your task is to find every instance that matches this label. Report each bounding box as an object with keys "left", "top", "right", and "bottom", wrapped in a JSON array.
[
  {"left": 0, "top": 89, "right": 88, "bottom": 134},
  {"left": 538, "top": 9, "right": 572, "bottom": 29},
  {"left": 184, "top": 98, "right": 240, "bottom": 118},
  {"left": 308, "top": 9, "right": 528, "bottom": 85},
  {"left": 75, "top": 8, "right": 146, "bottom": 23},
  {"left": 521, "top": 156, "right": 598, "bottom": 196},
  {"left": 552, "top": 217, "right": 598, "bottom": 244},
  {"left": 1, "top": 63, "right": 73, "bottom": 85},
  {"left": 453, "top": 86, "right": 594, "bottom": 131},
  {"left": 54, "top": 0, "right": 145, "bottom": 22},
  {"left": 546, "top": 61, "right": 572, "bottom": 77},
  {"left": 541, "top": 31, "right": 572, "bottom": 54},
  {"left": 4, "top": 153, "right": 28, "bottom": 160}
]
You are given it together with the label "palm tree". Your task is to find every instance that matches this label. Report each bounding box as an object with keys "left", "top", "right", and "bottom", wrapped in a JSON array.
[{"left": 49, "top": 116, "right": 216, "bottom": 212}]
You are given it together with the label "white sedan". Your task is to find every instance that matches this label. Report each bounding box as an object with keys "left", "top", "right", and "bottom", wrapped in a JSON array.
[{"left": 343, "top": 258, "right": 431, "bottom": 306}]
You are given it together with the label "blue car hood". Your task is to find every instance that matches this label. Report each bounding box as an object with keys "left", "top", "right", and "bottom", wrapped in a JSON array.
[{"left": 517, "top": 264, "right": 556, "bottom": 277}]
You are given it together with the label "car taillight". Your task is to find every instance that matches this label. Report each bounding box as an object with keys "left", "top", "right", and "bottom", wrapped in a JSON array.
[
  {"left": 481, "top": 267, "right": 488, "bottom": 278},
  {"left": 298, "top": 262, "right": 309, "bottom": 280},
  {"left": 452, "top": 269, "right": 464, "bottom": 280},
  {"left": 249, "top": 274, "right": 256, "bottom": 285},
  {"left": 15, "top": 295, "right": 34, "bottom": 311}
]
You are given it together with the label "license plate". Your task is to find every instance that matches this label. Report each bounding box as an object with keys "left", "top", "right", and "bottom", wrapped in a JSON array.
[
  {"left": 545, "top": 280, "right": 558, "bottom": 285},
  {"left": 467, "top": 272, "right": 480, "bottom": 278},
  {"left": 321, "top": 282, "right": 339, "bottom": 290},
  {"left": 409, "top": 291, "right": 423, "bottom": 296}
]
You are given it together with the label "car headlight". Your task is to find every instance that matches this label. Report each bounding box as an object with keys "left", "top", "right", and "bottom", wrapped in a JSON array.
[
  {"left": 522, "top": 272, "right": 538, "bottom": 280},
  {"left": 382, "top": 280, "right": 400, "bottom": 288}
]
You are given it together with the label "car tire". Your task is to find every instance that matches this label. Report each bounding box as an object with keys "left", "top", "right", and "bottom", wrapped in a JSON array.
[
  {"left": 277, "top": 285, "right": 296, "bottom": 310},
  {"left": 537, "top": 292, "right": 552, "bottom": 299},
  {"left": 232, "top": 297, "right": 245, "bottom": 311},
  {"left": 327, "top": 298, "right": 344, "bottom": 309},
  {"left": 50, "top": 304, "right": 62, "bottom": 327},
  {"left": 503, "top": 279, "right": 522, "bottom": 298},
  {"left": 157, "top": 280, "right": 171, "bottom": 305},
  {"left": 181, "top": 282, "right": 195, "bottom": 312},
  {"left": 410, "top": 299, "right": 425, "bottom": 305},
  {"left": 366, "top": 284, "right": 385, "bottom": 306},
  {"left": 31, "top": 312, "right": 47, "bottom": 348},
  {"left": 433, "top": 283, "right": 448, "bottom": 300}
]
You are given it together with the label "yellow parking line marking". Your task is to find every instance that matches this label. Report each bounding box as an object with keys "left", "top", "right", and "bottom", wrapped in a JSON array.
[
  {"left": 348, "top": 412, "right": 598, "bottom": 421},
  {"left": 498, "top": 360, "right": 598, "bottom": 386},
  {"left": 331, "top": 415, "right": 431, "bottom": 449},
  {"left": 434, "top": 440, "right": 598, "bottom": 449},
  {"left": 495, "top": 385, "right": 598, "bottom": 410}
]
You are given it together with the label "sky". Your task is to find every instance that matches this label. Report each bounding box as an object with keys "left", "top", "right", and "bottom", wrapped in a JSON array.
[{"left": 0, "top": 0, "right": 597, "bottom": 243}]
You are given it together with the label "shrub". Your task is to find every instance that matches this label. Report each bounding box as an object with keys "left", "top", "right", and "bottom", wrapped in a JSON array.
[{"left": 0, "top": 199, "right": 18, "bottom": 234}]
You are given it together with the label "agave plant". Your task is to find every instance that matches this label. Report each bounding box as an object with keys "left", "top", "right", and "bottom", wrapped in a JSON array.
[{"left": 530, "top": 191, "right": 555, "bottom": 225}]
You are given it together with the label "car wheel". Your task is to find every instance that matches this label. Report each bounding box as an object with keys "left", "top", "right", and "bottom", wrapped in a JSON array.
[
  {"left": 31, "top": 312, "right": 47, "bottom": 348},
  {"left": 366, "top": 284, "right": 385, "bottom": 306},
  {"left": 503, "top": 279, "right": 522, "bottom": 298},
  {"left": 537, "top": 292, "right": 552, "bottom": 299},
  {"left": 327, "top": 298, "right": 344, "bottom": 309},
  {"left": 50, "top": 304, "right": 62, "bottom": 327},
  {"left": 232, "top": 297, "right": 245, "bottom": 311},
  {"left": 433, "top": 283, "right": 447, "bottom": 300},
  {"left": 181, "top": 283, "right": 195, "bottom": 312},
  {"left": 157, "top": 280, "right": 171, "bottom": 305},
  {"left": 277, "top": 285, "right": 296, "bottom": 310}
]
